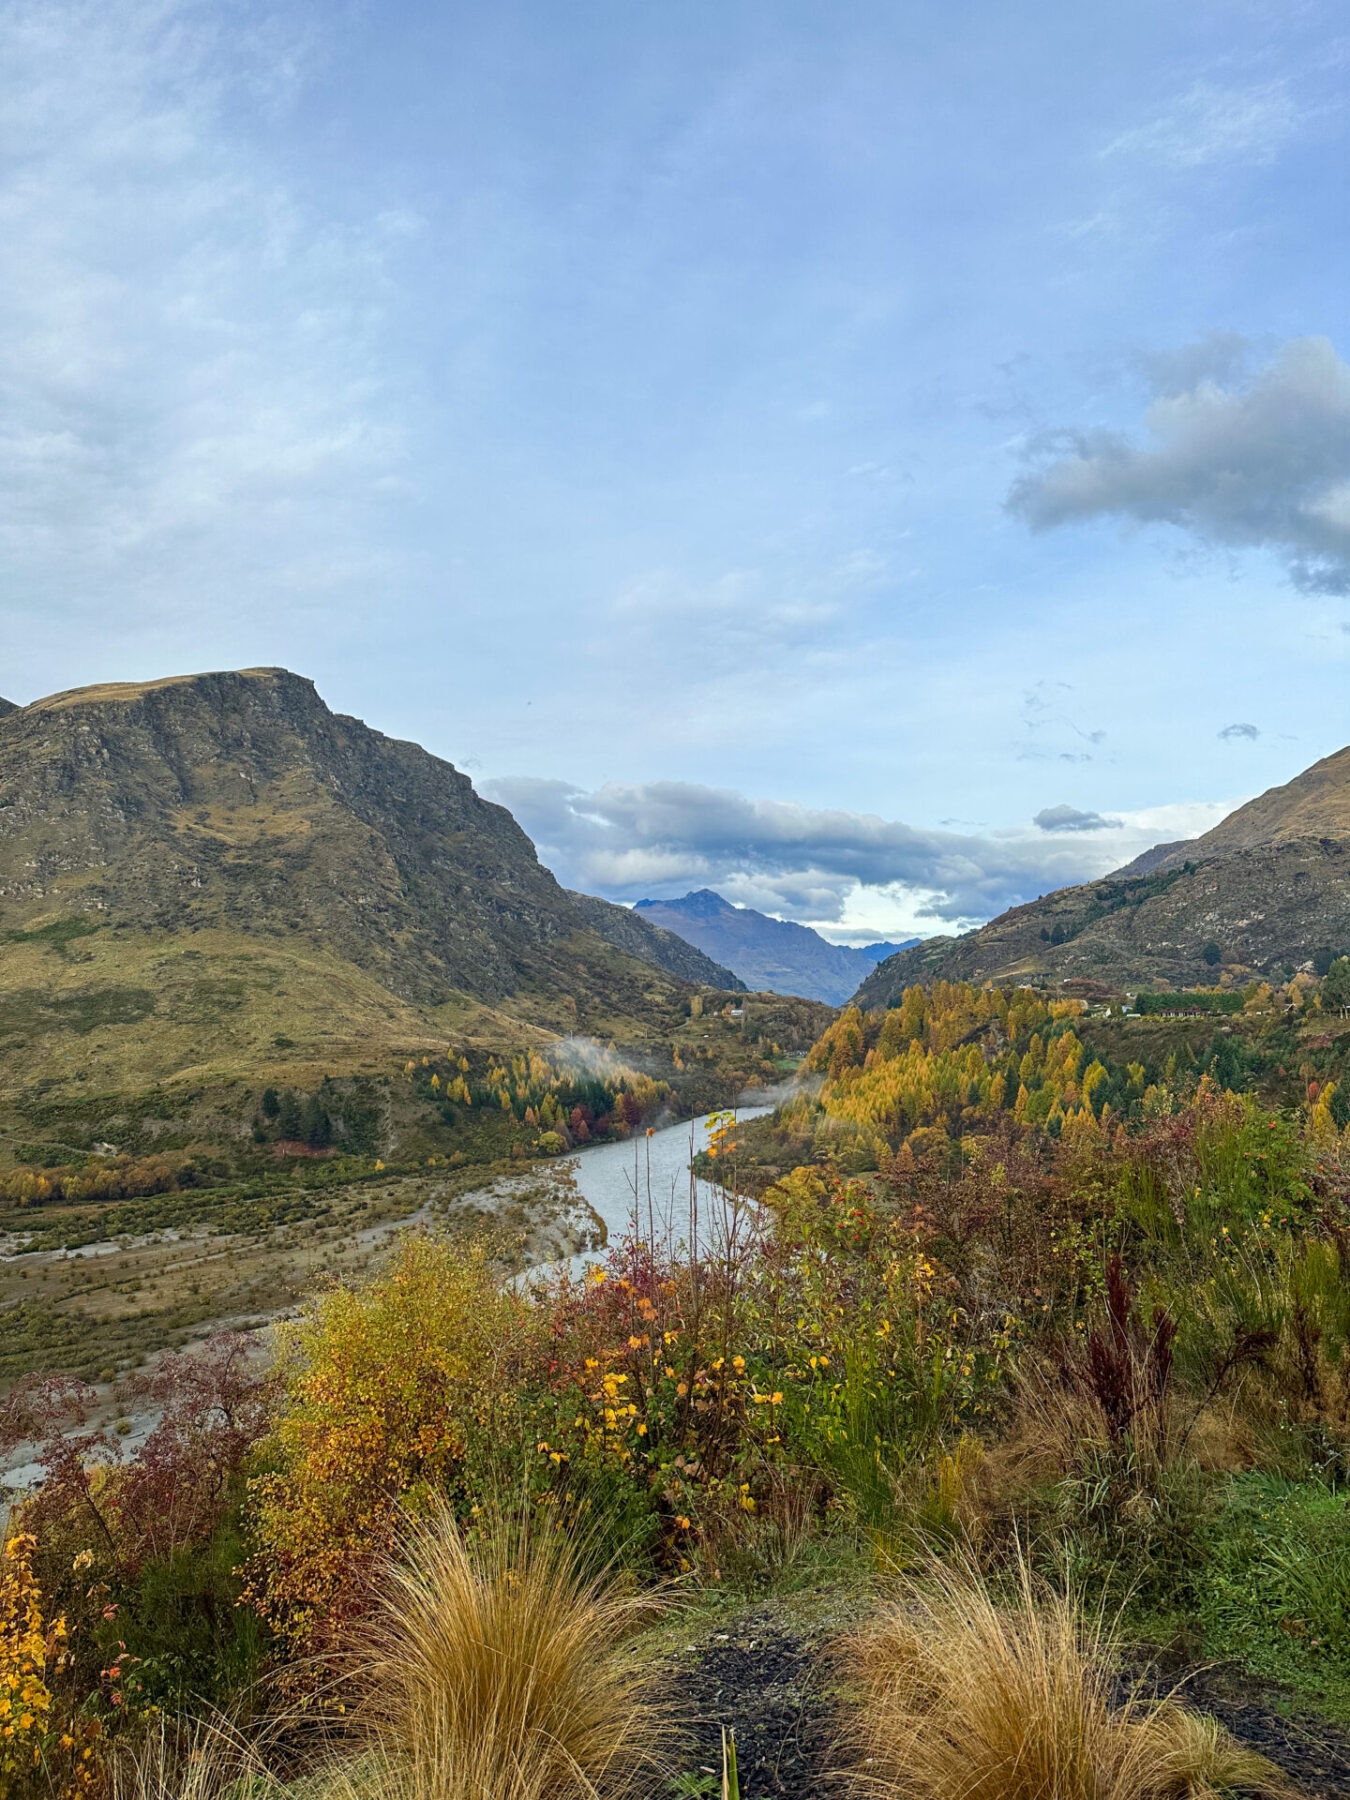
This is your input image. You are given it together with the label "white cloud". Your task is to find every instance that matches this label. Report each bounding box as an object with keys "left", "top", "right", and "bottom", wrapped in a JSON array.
[
  {"left": 1101, "top": 80, "right": 1303, "bottom": 169},
  {"left": 609, "top": 549, "right": 892, "bottom": 640},
  {"left": 1008, "top": 336, "right": 1350, "bottom": 594},
  {"left": 0, "top": 0, "right": 408, "bottom": 633}
]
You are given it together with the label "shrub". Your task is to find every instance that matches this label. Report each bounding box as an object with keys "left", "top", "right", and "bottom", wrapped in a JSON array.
[
  {"left": 247, "top": 1235, "right": 539, "bottom": 1670},
  {"left": 2, "top": 1337, "right": 274, "bottom": 1713},
  {"left": 0, "top": 1534, "right": 65, "bottom": 1798},
  {"left": 536, "top": 1158, "right": 998, "bottom": 1562}
]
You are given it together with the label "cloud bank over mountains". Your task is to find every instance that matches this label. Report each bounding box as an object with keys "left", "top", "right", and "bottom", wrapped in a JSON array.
[
  {"left": 1008, "top": 336, "right": 1350, "bottom": 594},
  {"left": 484, "top": 776, "right": 1235, "bottom": 939}
]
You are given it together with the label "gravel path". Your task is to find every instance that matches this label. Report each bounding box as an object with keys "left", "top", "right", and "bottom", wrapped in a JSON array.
[
  {"left": 1170, "top": 1666, "right": 1350, "bottom": 1797},
  {"left": 671, "top": 1628, "right": 836, "bottom": 1800}
]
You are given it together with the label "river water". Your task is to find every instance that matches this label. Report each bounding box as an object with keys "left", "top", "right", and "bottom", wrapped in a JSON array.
[{"left": 537, "top": 1100, "right": 775, "bottom": 1279}]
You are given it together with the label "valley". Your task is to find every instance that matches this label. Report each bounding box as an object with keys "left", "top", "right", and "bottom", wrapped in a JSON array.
[{"left": 8, "top": 670, "right": 1350, "bottom": 1798}]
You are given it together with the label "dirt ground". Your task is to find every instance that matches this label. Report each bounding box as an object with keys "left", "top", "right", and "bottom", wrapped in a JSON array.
[{"left": 660, "top": 1595, "right": 1350, "bottom": 1799}]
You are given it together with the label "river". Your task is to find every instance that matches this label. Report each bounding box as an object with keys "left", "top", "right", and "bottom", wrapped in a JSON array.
[{"left": 535, "top": 1099, "right": 775, "bottom": 1280}]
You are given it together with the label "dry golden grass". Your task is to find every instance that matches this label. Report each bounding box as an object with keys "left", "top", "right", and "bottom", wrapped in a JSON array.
[
  {"left": 108, "top": 1713, "right": 286, "bottom": 1800},
  {"left": 322, "top": 1506, "right": 671, "bottom": 1800},
  {"left": 842, "top": 1555, "right": 1294, "bottom": 1800}
]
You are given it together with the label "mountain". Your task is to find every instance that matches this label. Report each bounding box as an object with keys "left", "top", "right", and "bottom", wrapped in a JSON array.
[
  {"left": 1118, "top": 746, "right": 1350, "bottom": 870},
  {"left": 0, "top": 699, "right": 15, "bottom": 719},
  {"left": 855, "top": 746, "right": 1350, "bottom": 1006},
  {"left": 0, "top": 669, "right": 737, "bottom": 1090},
  {"left": 564, "top": 888, "right": 744, "bottom": 992},
  {"left": 633, "top": 889, "right": 915, "bottom": 1005}
]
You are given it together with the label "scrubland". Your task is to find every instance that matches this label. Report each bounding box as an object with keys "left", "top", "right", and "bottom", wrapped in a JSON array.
[{"left": 7, "top": 981, "right": 1350, "bottom": 1796}]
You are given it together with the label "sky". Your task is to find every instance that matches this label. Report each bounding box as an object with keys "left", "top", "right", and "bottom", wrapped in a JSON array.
[{"left": 2, "top": 0, "right": 1349, "bottom": 940}]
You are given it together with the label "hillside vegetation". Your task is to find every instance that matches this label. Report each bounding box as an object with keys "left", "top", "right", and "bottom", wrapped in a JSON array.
[
  {"left": 6, "top": 975, "right": 1350, "bottom": 1793},
  {"left": 732, "top": 970, "right": 1350, "bottom": 1188}
]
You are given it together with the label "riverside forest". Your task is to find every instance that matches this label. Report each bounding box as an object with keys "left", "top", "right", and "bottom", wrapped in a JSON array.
[{"left": 9, "top": 675, "right": 1350, "bottom": 1797}]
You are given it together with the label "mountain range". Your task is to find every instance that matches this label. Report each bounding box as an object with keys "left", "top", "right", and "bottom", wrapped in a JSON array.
[
  {"left": 8, "top": 666, "right": 1350, "bottom": 1091},
  {"left": 633, "top": 889, "right": 914, "bottom": 1005},
  {"left": 0, "top": 668, "right": 741, "bottom": 1095},
  {"left": 858, "top": 745, "right": 1350, "bottom": 1007}
]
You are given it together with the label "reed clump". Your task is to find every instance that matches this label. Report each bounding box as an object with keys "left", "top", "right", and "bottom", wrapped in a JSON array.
[{"left": 107, "top": 1714, "right": 285, "bottom": 1800}]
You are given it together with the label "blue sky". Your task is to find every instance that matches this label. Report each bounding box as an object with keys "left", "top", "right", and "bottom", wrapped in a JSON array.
[{"left": 3, "top": 0, "right": 1349, "bottom": 937}]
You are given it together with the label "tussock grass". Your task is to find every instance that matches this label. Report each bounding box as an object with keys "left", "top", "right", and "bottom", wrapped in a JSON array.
[
  {"left": 325, "top": 1506, "right": 671, "bottom": 1800},
  {"left": 108, "top": 1713, "right": 286, "bottom": 1800},
  {"left": 842, "top": 1555, "right": 1294, "bottom": 1800}
]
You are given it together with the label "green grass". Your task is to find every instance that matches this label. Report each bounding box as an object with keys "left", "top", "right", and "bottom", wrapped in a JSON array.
[
  {"left": 1194, "top": 1472, "right": 1350, "bottom": 1718},
  {"left": 0, "top": 916, "right": 102, "bottom": 949}
]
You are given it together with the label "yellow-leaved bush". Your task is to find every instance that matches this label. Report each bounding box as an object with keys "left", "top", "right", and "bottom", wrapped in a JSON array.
[
  {"left": 0, "top": 1534, "right": 70, "bottom": 1799},
  {"left": 246, "top": 1235, "right": 536, "bottom": 1673}
]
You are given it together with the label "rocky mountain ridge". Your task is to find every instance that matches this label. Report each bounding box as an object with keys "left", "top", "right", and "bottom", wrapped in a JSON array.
[
  {"left": 0, "top": 668, "right": 734, "bottom": 1000},
  {"left": 0, "top": 669, "right": 738, "bottom": 1091},
  {"left": 856, "top": 747, "right": 1350, "bottom": 1005}
]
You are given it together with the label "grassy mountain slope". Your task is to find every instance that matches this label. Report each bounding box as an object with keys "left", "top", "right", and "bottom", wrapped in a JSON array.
[
  {"left": 634, "top": 889, "right": 913, "bottom": 1003},
  {"left": 856, "top": 747, "right": 1350, "bottom": 1003},
  {"left": 0, "top": 669, "right": 738, "bottom": 1099},
  {"left": 1152, "top": 745, "right": 1350, "bottom": 864}
]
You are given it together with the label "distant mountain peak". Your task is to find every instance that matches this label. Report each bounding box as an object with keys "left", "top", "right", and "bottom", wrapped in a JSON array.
[
  {"left": 0, "top": 697, "right": 16, "bottom": 719},
  {"left": 639, "top": 889, "right": 737, "bottom": 922},
  {"left": 634, "top": 889, "right": 915, "bottom": 1004}
]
